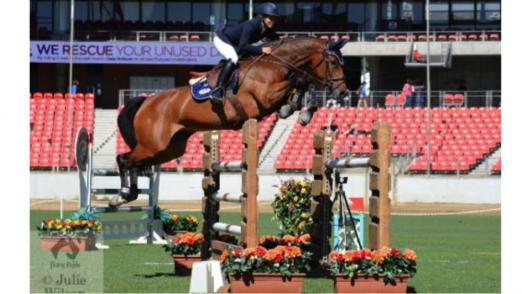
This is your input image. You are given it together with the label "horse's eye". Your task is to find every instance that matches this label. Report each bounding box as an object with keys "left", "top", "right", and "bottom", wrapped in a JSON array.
[{"left": 330, "top": 60, "right": 337, "bottom": 66}]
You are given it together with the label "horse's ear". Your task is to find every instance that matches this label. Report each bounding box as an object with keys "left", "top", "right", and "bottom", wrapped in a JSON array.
[{"left": 327, "top": 40, "right": 348, "bottom": 51}]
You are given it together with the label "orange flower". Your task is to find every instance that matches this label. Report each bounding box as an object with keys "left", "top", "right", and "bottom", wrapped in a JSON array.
[
  {"left": 194, "top": 234, "right": 204, "bottom": 242},
  {"left": 373, "top": 247, "right": 390, "bottom": 265},
  {"left": 264, "top": 249, "right": 281, "bottom": 261},
  {"left": 402, "top": 249, "right": 417, "bottom": 262},
  {"left": 242, "top": 248, "right": 256, "bottom": 258},
  {"left": 290, "top": 246, "right": 302, "bottom": 258},
  {"left": 344, "top": 250, "right": 360, "bottom": 262},
  {"left": 298, "top": 234, "right": 311, "bottom": 243},
  {"left": 274, "top": 246, "right": 301, "bottom": 259},
  {"left": 281, "top": 235, "right": 298, "bottom": 245},
  {"left": 221, "top": 250, "right": 230, "bottom": 261}
]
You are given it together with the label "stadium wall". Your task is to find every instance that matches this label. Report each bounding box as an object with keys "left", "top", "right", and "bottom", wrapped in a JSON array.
[{"left": 30, "top": 171, "right": 500, "bottom": 204}]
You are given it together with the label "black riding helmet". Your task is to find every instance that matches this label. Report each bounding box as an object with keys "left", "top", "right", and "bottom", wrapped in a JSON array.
[{"left": 256, "top": 2, "right": 279, "bottom": 17}]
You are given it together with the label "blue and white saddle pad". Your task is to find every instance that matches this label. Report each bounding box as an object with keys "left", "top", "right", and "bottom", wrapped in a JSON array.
[{"left": 190, "top": 71, "right": 238, "bottom": 101}]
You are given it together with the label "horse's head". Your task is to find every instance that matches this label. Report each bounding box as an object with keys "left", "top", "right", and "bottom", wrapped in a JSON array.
[{"left": 309, "top": 40, "right": 349, "bottom": 101}]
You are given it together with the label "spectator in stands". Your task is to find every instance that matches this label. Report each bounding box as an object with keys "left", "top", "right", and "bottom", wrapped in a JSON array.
[
  {"left": 402, "top": 79, "right": 414, "bottom": 108},
  {"left": 414, "top": 79, "right": 425, "bottom": 107},
  {"left": 356, "top": 81, "right": 368, "bottom": 108},
  {"left": 413, "top": 49, "right": 426, "bottom": 63},
  {"left": 210, "top": 2, "right": 280, "bottom": 105},
  {"left": 342, "top": 91, "right": 351, "bottom": 107},
  {"left": 71, "top": 80, "right": 79, "bottom": 94},
  {"left": 412, "top": 44, "right": 426, "bottom": 63}
]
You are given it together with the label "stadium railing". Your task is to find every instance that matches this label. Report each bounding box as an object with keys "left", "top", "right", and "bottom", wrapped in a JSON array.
[
  {"left": 311, "top": 90, "right": 500, "bottom": 108},
  {"left": 31, "top": 29, "right": 501, "bottom": 43}
]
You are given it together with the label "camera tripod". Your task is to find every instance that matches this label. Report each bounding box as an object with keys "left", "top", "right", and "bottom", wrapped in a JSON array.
[{"left": 332, "top": 169, "right": 363, "bottom": 251}]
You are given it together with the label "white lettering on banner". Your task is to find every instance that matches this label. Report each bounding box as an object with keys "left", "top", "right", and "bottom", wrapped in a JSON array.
[{"left": 30, "top": 41, "right": 223, "bottom": 65}]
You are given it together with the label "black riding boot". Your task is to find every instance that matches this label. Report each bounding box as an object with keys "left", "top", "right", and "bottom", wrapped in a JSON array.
[{"left": 210, "top": 59, "right": 237, "bottom": 104}]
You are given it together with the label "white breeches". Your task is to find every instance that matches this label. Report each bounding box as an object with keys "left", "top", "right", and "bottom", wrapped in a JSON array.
[{"left": 214, "top": 36, "right": 239, "bottom": 64}]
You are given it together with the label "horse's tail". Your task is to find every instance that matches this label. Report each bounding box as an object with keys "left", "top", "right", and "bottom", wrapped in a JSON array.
[{"left": 117, "top": 97, "right": 146, "bottom": 150}]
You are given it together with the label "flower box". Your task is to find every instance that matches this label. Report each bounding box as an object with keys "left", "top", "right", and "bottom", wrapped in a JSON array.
[
  {"left": 334, "top": 274, "right": 410, "bottom": 293},
  {"left": 229, "top": 273, "right": 305, "bottom": 293},
  {"left": 172, "top": 254, "right": 201, "bottom": 276},
  {"left": 164, "top": 232, "right": 204, "bottom": 275},
  {"left": 328, "top": 247, "right": 417, "bottom": 294},
  {"left": 39, "top": 235, "right": 97, "bottom": 252}
]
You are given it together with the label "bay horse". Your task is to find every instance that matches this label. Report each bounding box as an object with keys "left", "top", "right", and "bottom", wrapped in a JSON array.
[{"left": 110, "top": 37, "right": 349, "bottom": 207}]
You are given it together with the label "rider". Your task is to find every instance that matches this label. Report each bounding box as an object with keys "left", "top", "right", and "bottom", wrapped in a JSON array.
[{"left": 210, "top": 2, "right": 280, "bottom": 104}]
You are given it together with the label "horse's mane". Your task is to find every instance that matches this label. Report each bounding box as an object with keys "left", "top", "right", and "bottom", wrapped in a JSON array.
[{"left": 262, "top": 36, "right": 327, "bottom": 48}]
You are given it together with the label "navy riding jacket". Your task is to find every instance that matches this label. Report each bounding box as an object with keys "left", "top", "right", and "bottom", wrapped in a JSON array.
[{"left": 216, "top": 18, "right": 279, "bottom": 57}]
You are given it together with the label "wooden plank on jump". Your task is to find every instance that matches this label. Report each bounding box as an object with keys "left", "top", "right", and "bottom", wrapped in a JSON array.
[
  {"left": 368, "top": 121, "right": 391, "bottom": 250},
  {"left": 242, "top": 119, "right": 259, "bottom": 249}
]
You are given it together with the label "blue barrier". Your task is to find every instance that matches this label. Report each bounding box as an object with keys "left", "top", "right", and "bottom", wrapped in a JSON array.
[{"left": 332, "top": 213, "right": 364, "bottom": 250}]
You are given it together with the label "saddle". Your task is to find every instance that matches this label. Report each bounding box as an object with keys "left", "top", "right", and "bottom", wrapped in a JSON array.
[
  {"left": 189, "top": 60, "right": 226, "bottom": 88},
  {"left": 189, "top": 60, "right": 238, "bottom": 101}
]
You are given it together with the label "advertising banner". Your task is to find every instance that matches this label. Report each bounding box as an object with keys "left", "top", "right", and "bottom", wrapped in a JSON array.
[{"left": 30, "top": 41, "right": 223, "bottom": 65}]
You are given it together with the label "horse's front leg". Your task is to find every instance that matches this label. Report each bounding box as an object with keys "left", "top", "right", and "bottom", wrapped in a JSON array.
[
  {"left": 298, "top": 83, "right": 319, "bottom": 126},
  {"left": 278, "top": 78, "right": 309, "bottom": 119}
]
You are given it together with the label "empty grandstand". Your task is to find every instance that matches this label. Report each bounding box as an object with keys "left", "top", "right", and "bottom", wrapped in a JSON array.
[{"left": 29, "top": 1, "right": 502, "bottom": 204}]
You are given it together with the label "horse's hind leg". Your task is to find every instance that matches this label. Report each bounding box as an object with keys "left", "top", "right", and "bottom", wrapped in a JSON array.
[{"left": 110, "top": 152, "right": 140, "bottom": 207}]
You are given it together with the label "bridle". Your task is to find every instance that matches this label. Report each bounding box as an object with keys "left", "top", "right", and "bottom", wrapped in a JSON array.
[{"left": 248, "top": 40, "right": 346, "bottom": 96}]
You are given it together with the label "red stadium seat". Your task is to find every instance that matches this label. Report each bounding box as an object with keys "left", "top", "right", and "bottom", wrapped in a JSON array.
[
  {"left": 454, "top": 94, "right": 464, "bottom": 106},
  {"left": 444, "top": 94, "right": 454, "bottom": 106},
  {"left": 385, "top": 94, "right": 395, "bottom": 108},
  {"left": 396, "top": 94, "right": 406, "bottom": 107}
]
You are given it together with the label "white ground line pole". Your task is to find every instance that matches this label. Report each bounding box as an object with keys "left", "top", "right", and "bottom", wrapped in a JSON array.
[{"left": 426, "top": 0, "right": 432, "bottom": 176}]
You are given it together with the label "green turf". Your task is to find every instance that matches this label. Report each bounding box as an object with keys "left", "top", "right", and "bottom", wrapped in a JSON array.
[{"left": 30, "top": 210, "right": 501, "bottom": 293}]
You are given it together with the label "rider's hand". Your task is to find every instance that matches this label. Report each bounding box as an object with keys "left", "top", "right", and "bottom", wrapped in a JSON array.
[{"left": 262, "top": 47, "right": 272, "bottom": 54}]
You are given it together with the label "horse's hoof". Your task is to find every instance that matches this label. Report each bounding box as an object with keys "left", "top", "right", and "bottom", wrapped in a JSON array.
[
  {"left": 109, "top": 194, "right": 132, "bottom": 207},
  {"left": 299, "top": 111, "right": 313, "bottom": 126},
  {"left": 278, "top": 105, "right": 294, "bottom": 119}
]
